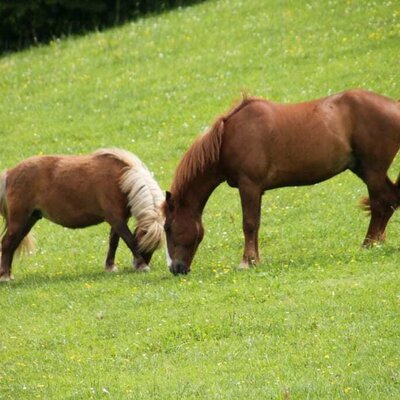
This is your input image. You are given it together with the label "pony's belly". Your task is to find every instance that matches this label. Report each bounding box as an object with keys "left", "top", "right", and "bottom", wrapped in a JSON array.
[{"left": 42, "top": 211, "right": 104, "bottom": 229}]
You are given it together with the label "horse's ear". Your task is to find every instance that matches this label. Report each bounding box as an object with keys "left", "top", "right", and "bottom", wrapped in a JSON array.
[{"left": 165, "top": 191, "right": 174, "bottom": 211}]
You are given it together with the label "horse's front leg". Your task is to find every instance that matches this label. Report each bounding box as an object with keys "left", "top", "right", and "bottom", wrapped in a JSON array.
[
  {"left": 238, "top": 180, "right": 262, "bottom": 269},
  {"left": 104, "top": 228, "right": 120, "bottom": 272}
]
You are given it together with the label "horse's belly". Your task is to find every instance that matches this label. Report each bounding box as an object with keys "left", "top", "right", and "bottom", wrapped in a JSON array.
[{"left": 267, "top": 152, "right": 353, "bottom": 188}]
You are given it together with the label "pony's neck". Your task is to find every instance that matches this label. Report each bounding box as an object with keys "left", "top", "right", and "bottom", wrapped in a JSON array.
[{"left": 176, "top": 168, "right": 224, "bottom": 215}]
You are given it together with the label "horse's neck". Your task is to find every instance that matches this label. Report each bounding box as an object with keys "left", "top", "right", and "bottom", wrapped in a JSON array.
[{"left": 178, "top": 169, "right": 224, "bottom": 215}]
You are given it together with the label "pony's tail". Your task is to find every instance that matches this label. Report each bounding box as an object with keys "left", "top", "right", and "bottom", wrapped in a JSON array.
[{"left": 0, "top": 171, "right": 36, "bottom": 256}]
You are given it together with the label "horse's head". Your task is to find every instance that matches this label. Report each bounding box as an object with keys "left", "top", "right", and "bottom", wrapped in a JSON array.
[{"left": 163, "top": 191, "right": 204, "bottom": 275}]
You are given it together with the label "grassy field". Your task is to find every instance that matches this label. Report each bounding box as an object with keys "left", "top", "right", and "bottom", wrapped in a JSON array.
[{"left": 0, "top": 0, "right": 400, "bottom": 398}]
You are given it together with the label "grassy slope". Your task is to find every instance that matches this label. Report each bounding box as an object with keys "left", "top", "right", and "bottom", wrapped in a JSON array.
[{"left": 0, "top": 0, "right": 399, "bottom": 398}]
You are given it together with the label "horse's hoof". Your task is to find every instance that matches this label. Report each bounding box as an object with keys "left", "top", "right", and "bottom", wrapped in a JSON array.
[
  {"left": 362, "top": 240, "right": 378, "bottom": 248},
  {"left": 105, "top": 264, "right": 118, "bottom": 273},
  {"left": 134, "top": 265, "right": 150, "bottom": 273},
  {"left": 237, "top": 261, "right": 250, "bottom": 270},
  {"left": 238, "top": 257, "right": 258, "bottom": 270}
]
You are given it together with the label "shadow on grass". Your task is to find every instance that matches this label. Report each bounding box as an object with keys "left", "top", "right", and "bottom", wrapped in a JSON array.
[
  {"left": 2, "top": 243, "right": 399, "bottom": 290},
  {"left": 0, "top": 265, "right": 175, "bottom": 291},
  {"left": 257, "top": 243, "right": 400, "bottom": 273}
]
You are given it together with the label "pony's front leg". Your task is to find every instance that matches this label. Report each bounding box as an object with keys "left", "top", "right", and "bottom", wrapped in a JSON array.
[
  {"left": 238, "top": 181, "right": 262, "bottom": 270},
  {"left": 107, "top": 219, "right": 150, "bottom": 272},
  {"left": 105, "top": 228, "right": 119, "bottom": 272}
]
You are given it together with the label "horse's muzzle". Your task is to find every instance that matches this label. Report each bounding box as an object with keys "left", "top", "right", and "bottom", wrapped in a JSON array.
[{"left": 169, "top": 260, "right": 189, "bottom": 275}]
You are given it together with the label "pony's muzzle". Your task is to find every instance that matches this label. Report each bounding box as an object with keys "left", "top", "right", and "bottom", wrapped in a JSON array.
[{"left": 169, "top": 260, "right": 189, "bottom": 275}]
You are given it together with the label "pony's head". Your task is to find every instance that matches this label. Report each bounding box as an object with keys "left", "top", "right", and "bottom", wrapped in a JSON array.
[
  {"left": 132, "top": 217, "right": 164, "bottom": 271},
  {"left": 163, "top": 191, "right": 204, "bottom": 275}
]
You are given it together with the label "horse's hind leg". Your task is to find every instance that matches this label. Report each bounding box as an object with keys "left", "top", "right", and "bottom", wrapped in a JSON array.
[
  {"left": 363, "top": 176, "right": 400, "bottom": 246},
  {"left": 238, "top": 179, "right": 262, "bottom": 269},
  {"left": 105, "top": 228, "right": 120, "bottom": 272},
  {"left": 0, "top": 212, "right": 39, "bottom": 281}
]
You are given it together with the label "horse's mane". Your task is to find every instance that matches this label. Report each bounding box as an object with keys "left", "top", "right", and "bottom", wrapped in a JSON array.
[
  {"left": 93, "top": 148, "right": 164, "bottom": 252},
  {"left": 170, "top": 96, "right": 259, "bottom": 202}
]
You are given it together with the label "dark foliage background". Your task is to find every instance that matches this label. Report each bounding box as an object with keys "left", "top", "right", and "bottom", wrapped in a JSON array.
[{"left": 0, "top": 0, "right": 204, "bottom": 53}]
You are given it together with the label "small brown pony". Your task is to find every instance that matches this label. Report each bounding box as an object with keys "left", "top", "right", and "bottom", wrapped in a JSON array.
[
  {"left": 0, "top": 148, "right": 165, "bottom": 281},
  {"left": 163, "top": 89, "right": 400, "bottom": 275}
]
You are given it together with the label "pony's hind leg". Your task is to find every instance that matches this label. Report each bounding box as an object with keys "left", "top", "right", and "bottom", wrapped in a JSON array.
[
  {"left": 0, "top": 212, "right": 40, "bottom": 281},
  {"left": 238, "top": 179, "right": 262, "bottom": 269},
  {"left": 363, "top": 176, "right": 400, "bottom": 247},
  {"left": 105, "top": 228, "right": 120, "bottom": 272}
]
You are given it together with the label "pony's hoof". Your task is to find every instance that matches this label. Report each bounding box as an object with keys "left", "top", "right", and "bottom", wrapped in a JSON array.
[
  {"left": 0, "top": 274, "right": 14, "bottom": 282},
  {"left": 105, "top": 264, "right": 118, "bottom": 273},
  {"left": 134, "top": 265, "right": 150, "bottom": 273},
  {"left": 133, "top": 256, "right": 150, "bottom": 272}
]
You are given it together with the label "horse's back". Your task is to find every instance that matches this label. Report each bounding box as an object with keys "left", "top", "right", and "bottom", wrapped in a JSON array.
[{"left": 220, "top": 89, "right": 400, "bottom": 189}]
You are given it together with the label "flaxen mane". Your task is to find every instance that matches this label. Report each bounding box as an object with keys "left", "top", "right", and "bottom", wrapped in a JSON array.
[
  {"left": 94, "top": 148, "right": 164, "bottom": 252},
  {"left": 170, "top": 97, "right": 260, "bottom": 201}
]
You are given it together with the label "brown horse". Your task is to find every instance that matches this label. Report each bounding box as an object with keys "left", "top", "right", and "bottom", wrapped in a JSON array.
[
  {"left": 0, "top": 148, "right": 165, "bottom": 281},
  {"left": 163, "top": 89, "right": 400, "bottom": 275}
]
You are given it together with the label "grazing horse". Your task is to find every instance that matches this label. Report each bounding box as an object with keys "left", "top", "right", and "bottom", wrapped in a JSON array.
[
  {"left": 163, "top": 89, "right": 400, "bottom": 275},
  {"left": 0, "top": 148, "right": 165, "bottom": 281}
]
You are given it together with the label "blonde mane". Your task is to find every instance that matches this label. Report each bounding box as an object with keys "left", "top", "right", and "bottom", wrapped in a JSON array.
[
  {"left": 94, "top": 148, "right": 164, "bottom": 253},
  {"left": 170, "top": 97, "right": 258, "bottom": 202}
]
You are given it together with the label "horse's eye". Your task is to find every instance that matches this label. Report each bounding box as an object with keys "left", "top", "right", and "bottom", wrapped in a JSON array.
[{"left": 164, "top": 224, "right": 171, "bottom": 233}]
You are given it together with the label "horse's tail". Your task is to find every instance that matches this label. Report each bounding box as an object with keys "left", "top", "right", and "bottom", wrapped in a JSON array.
[
  {"left": 359, "top": 173, "right": 400, "bottom": 215},
  {"left": 359, "top": 196, "right": 371, "bottom": 215},
  {"left": 0, "top": 171, "right": 36, "bottom": 256}
]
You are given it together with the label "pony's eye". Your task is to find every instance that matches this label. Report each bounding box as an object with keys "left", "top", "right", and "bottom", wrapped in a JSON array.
[{"left": 164, "top": 224, "right": 171, "bottom": 233}]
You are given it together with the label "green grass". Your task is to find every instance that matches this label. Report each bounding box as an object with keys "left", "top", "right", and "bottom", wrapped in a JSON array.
[{"left": 1, "top": 0, "right": 400, "bottom": 398}]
